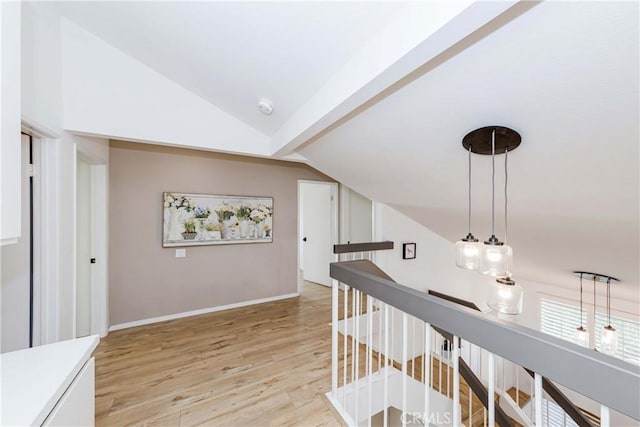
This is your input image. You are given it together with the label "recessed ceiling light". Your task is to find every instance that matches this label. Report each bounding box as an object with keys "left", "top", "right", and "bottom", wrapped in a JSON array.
[{"left": 257, "top": 98, "right": 273, "bottom": 116}]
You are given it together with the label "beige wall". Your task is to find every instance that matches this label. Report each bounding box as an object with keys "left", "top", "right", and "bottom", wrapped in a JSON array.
[{"left": 109, "top": 141, "right": 332, "bottom": 326}]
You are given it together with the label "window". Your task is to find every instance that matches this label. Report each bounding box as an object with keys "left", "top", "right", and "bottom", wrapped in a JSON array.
[
  {"left": 540, "top": 299, "right": 586, "bottom": 342},
  {"left": 541, "top": 298, "right": 640, "bottom": 366},
  {"left": 595, "top": 312, "right": 640, "bottom": 366}
]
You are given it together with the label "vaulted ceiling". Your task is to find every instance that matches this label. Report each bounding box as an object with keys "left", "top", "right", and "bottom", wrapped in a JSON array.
[{"left": 49, "top": 1, "right": 639, "bottom": 297}]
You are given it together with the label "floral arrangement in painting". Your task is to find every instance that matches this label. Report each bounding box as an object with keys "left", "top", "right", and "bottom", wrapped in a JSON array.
[
  {"left": 203, "top": 221, "right": 222, "bottom": 232},
  {"left": 250, "top": 204, "right": 272, "bottom": 224},
  {"left": 236, "top": 205, "right": 252, "bottom": 220},
  {"left": 164, "top": 194, "right": 195, "bottom": 211},
  {"left": 183, "top": 218, "right": 197, "bottom": 233},
  {"left": 193, "top": 206, "right": 211, "bottom": 219},
  {"left": 214, "top": 203, "right": 235, "bottom": 221}
]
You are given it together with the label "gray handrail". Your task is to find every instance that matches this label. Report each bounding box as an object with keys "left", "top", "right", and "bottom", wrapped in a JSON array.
[
  {"left": 330, "top": 260, "right": 640, "bottom": 420},
  {"left": 333, "top": 241, "right": 394, "bottom": 254}
]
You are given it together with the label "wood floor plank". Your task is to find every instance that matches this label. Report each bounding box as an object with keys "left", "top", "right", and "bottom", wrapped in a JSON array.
[{"left": 95, "top": 282, "right": 339, "bottom": 426}]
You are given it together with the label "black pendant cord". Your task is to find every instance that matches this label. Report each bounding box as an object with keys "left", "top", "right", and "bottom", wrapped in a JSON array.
[
  {"left": 29, "top": 134, "right": 34, "bottom": 348},
  {"left": 593, "top": 276, "right": 597, "bottom": 334},
  {"left": 607, "top": 278, "right": 612, "bottom": 326},
  {"left": 579, "top": 273, "right": 584, "bottom": 328},
  {"left": 504, "top": 146, "right": 508, "bottom": 244},
  {"left": 490, "top": 129, "right": 496, "bottom": 237},
  {"left": 467, "top": 145, "right": 472, "bottom": 235}
]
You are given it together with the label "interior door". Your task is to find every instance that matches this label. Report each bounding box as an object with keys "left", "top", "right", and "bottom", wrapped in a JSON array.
[
  {"left": 301, "top": 182, "right": 334, "bottom": 287},
  {"left": 1, "top": 134, "right": 31, "bottom": 352}
]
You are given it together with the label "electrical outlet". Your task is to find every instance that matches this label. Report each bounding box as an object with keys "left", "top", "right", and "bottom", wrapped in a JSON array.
[{"left": 175, "top": 249, "right": 186, "bottom": 258}]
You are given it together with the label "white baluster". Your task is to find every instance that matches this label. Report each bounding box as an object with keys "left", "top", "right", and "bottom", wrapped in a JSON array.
[
  {"left": 402, "top": 313, "right": 408, "bottom": 427},
  {"left": 352, "top": 288, "right": 356, "bottom": 385},
  {"left": 331, "top": 279, "right": 338, "bottom": 397},
  {"left": 534, "top": 373, "right": 542, "bottom": 426},
  {"left": 355, "top": 289, "right": 360, "bottom": 424},
  {"left": 453, "top": 335, "right": 461, "bottom": 427},
  {"left": 343, "top": 285, "right": 349, "bottom": 410},
  {"left": 384, "top": 302, "right": 389, "bottom": 427},
  {"left": 412, "top": 317, "right": 416, "bottom": 379},
  {"left": 530, "top": 373, "right": 534, "bottom": 420},
  {"left": 367, "top": 296, "right": 373, "bottom": 427},
  {"left": 437, "top": 334, "right": 442, "bottom": 395},
  {"left": 600, "top": 405, "right": 610, "bottom": 427},
  {"left": 488, "top": 352, "right": 495, "bottom": 426},
  {"left": 515, "top": 364, "right": 520, "bottom": 407},
  {"left": 468, "top": 383, "right": 472, "bottom": 427},
  {"left": 378, "top": 299, "right": 383, "bottom": 372},
  {"left": 424, "top": 323, "right": 431, "bottom": 425}
]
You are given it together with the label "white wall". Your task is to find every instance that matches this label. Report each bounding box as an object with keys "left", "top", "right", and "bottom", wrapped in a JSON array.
[
  {"left": 374, "top": 203, "right": 489, "bottom": 308},
  {"left": 21, "top": 1, "right": 62, "bottom": 135},
  {"left": 60, "top": 18, "right": 270, "bottom": 157},
  {"left": 340, "top": 186, "right": 372, "bottom": 244},
  {"left": 1, "top": 0, "right": 22, "bottom": 243}
]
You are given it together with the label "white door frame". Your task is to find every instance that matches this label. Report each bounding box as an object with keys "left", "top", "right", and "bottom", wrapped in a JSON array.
[
  {"left": 297, "top": 180, "right": 339, "bottom": 294},
  {"left": 22, "top": 118, "right": 59, "bottom": 346}
]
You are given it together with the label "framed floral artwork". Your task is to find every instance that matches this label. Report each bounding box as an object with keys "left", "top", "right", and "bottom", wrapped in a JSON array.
[{"left": 163, "top": 192, "right": 273, "bottom": 247}]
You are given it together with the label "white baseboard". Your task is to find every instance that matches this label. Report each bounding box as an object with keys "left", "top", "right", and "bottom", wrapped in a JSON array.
[{"left": 109, "top": 292, "right": 299, "bottom": 332}]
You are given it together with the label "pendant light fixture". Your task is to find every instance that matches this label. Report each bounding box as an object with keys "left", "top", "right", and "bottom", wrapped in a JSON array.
[
  {"left": 461, "top": 126, "right": 520, "bottom": 278},
  {"left": 487, "top": 277, "right": 523, "bottom": 315},
  {"left": 601, "top": 277, "right": 618, "bottom": 356},
  {"left": 574, "top": 272, "right": 589, "bottom": 348},
  {"left": 573, "top": 271, "right": 619, "bottom": 353},
  {"left": 455, "top": 145, "right": 481, "bottom": 270}
]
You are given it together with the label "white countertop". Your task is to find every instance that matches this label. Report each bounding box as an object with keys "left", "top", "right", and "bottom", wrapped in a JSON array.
[{"left": 1, "top": 335, "right": 99, "bottom": 426}]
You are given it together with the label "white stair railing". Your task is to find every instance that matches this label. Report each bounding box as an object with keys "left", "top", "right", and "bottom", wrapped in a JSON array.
[{"left": 327, "top": 258, "right": 640, "bottom": 427}]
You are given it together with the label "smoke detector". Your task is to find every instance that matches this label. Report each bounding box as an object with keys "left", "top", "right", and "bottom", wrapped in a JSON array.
[{"left": 257, "top": 98, "right": 273, "bottom": 115}]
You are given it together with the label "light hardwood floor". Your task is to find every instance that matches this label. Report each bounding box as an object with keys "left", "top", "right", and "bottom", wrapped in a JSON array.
[{"left": 95, "top": 282, "right": 340, "bottom": 426}]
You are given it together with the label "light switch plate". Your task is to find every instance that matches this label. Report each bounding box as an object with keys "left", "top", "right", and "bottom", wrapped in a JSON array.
[{"left": 175, "top": 249, "right": 186, "bottom": 258}]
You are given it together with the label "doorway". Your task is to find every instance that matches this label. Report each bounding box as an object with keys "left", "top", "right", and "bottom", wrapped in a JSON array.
[
  {"left": 298, "top": 181, "right": 338, "bottom": 290},
  {"left": 75, "top": 152, "right": 108, "bottom": 339}
]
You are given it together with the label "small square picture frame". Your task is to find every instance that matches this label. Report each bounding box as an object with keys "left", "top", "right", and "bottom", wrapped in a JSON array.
[{"left": 402, "top": 242, "right": 416, "bottom": 260}]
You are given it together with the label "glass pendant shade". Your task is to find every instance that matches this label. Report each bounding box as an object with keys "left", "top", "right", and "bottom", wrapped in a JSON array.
[
  {"left": 455, "top": 235, "right": 481, "bottom": 270},
  {"left": 575, "top": 327, "right": 589, "bottom": 348},
  {"left": 479, "top": 241, "right": 513, "bottom": 277},
  {"left": 487, "top": 278, "right": 523, "bottom": 315},
  {"left": 601, "top": 325, "right": 618, "bottom": 356}
]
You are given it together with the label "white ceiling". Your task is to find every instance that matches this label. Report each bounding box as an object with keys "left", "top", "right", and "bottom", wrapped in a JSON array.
[
  {"left": 47, "top": 1, "right": 639, "bottom": 296},
  {"left": 300, "top": 1, "right": 639, "bottom": 294},
  {"left": 51, "top": 1, "right": 407, "bottom": 135}
]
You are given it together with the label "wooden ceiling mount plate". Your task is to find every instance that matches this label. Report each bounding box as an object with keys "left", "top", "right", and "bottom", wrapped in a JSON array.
[{"left": 462, "top": 126, "right": 521, "bottom": 155}]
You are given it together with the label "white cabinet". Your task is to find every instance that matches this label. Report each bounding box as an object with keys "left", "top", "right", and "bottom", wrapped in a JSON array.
[
  {"left": 43, "top": 358, "right": 95, "bottom": 426},
  {"left": 0, "top": 335, "right": 99, "bottom": 426}
]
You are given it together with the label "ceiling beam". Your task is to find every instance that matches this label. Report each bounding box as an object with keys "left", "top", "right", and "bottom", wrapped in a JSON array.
[{"left": 270, "top": 0, "right": 528, "bottom": 158}]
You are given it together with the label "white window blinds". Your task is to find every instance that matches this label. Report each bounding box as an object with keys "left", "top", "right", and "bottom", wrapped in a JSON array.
[
  {"left": 540, "top": 299, "right": 586, "bottom": 342},
  {"left": 543, "top": 398, "right": 579, "bottom": 427},
  {"left": 595, "top": 312, "right": 640, "bottom": 366}
]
